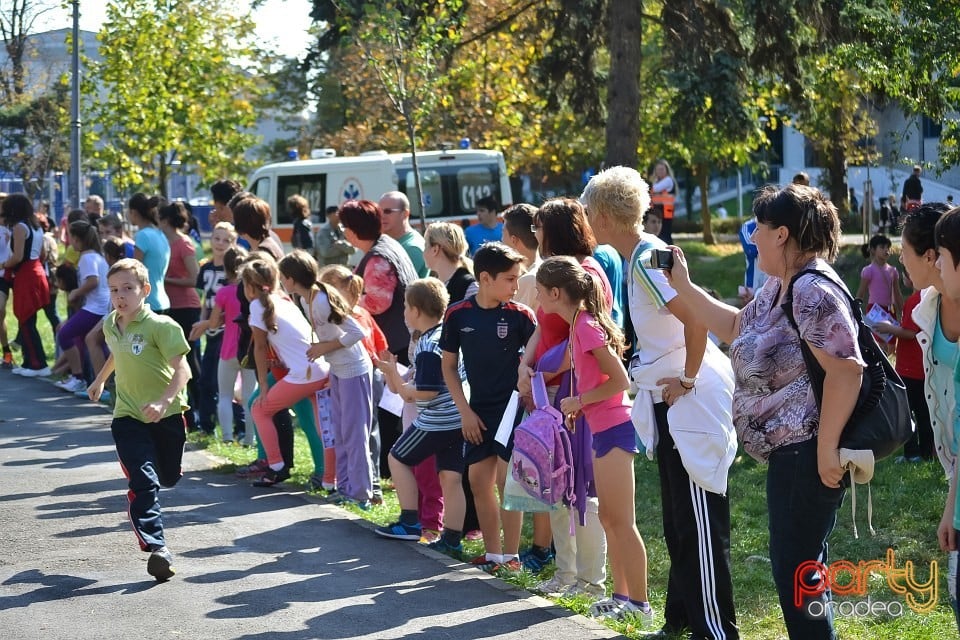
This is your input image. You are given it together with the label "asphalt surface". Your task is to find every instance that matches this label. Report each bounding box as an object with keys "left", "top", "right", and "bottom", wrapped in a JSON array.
[{"left": 0, "top": 371, "right": 623, "bottom": 640}]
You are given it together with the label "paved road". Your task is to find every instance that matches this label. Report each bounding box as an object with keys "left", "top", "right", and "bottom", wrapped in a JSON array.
[{"left": 0, "top": 372, "right": 622, "bottom": 640}]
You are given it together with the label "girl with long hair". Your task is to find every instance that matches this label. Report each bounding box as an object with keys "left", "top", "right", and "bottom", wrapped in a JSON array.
[{"left": 535, "top": 256, "right": 651, "bottom": 626}]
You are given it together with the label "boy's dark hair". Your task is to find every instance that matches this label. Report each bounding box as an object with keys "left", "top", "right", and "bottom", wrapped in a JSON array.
[
  {"left": 405, "top": 277, "right": 449, "bottom": 320},
  {"left": 902, "top": 203, "right": 950, "bottom": 256},
  {"left": 54, "top": 263, "right": 79, "bottom": 291},
  {"left": 476, "top": 195, "right": 499, "bottom": 212},
  {"left": 935, "top": 207, "right": 960, "bottom": 268},
  {"left": 502, "top": 203, "right": 538, "bottom": 250},
  {"left": 211, "top": 179, "right": 242, "bottom": 206},
  {"left": 102, "top": 237, "right": 126, "bottom": 263},
  {"left": 473, "top": 241, "right": 524, "bottom": 280}
]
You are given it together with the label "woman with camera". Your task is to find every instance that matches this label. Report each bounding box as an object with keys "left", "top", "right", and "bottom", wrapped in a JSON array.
[{"left": 658, "top": 181, "right": 864, "bottom": 640}]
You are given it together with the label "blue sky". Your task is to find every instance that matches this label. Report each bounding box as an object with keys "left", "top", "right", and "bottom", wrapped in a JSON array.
[{"left": 39, "top": 0, "right": 314, "bottom": 60}]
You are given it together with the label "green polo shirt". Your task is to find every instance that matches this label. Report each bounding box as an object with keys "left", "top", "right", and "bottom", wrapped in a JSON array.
[
  {"left": 398, "top": 230, "right": 429, "bottom": 278},
  {"left": 103, "top": 306, "right": 190, "bottom": 423}
]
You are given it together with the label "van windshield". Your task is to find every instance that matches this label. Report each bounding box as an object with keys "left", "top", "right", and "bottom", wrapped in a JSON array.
[{"left": 397, "top": 164, "right": 499, "bottom": 220}]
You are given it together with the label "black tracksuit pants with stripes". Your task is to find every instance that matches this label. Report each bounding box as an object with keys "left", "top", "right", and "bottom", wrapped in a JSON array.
[{"left": 654, "top": 402, "right": 739, "bottom": 640}]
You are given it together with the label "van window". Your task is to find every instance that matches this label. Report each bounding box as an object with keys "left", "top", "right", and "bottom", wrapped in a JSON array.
[
  {"left": 277, "top": 174, "right": 326, "bottom": 226},
  {"left": 252, "top": 177, "right": 270, "bottom": 201},
  {"left": 398, "top": 164, "right": 499, "bottom": 219}
]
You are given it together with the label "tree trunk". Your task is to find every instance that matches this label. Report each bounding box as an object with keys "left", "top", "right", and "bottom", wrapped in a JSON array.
[
  {"left": 698, "top": 165, "right": 715, "bottom": 245},
  {"left": 828, "top": 134, "right": 848, "bottom": 215},
  {"left": 604, "top": 0, "right": 640, "bottom": 169},
  {"left": 158, "top": 157, "right": 168, "bottom": 199},
  {"left": 405, "top": 111, "right": 426, "bottom": 229}
]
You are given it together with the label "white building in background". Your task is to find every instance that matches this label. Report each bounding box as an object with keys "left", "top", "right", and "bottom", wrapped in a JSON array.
[
  {"left": 0, "top": 28, "right": 304, "bottom": 204},
  {"left": 773, "top": 109, "right": 960, "bottom": 208}
]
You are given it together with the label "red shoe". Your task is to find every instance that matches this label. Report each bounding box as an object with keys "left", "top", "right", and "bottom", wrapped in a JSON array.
[
  {"left": 235, "top": 459, "right": 269, "bottom": 478},
  {"left": 1, "top": 352, "right": 12, "bottom": 369},
  {"left": 469, "top": 555, "right": 500, "bottom": 573}
]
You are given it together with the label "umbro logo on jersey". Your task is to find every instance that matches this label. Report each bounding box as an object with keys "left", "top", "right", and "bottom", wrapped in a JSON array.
[{"left": 460, "top": 327, "right": 475, "bottom": 333}]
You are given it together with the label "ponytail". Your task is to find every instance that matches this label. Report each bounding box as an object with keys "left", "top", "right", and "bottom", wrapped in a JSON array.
[
  {"left": 241, "top": 258, "right": 279, "bottom": 333},
  {"left": 536, "top": 256, "right": 625, "bottom": 356}
]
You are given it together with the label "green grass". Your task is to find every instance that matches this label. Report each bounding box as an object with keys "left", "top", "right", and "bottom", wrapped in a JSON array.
[{"left": 11, "top": 240, "right": 954, "bottom": 638}]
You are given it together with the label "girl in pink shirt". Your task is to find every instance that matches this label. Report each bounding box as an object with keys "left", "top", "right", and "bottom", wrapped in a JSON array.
[
  {"left": 857, "top": 234, "right": 904, "bottom": 352},
  {"left": 857, "top": 234, "right": 904, "bottom": 315},
  {"left": 534, "top": 256, "right": 652, "bottom": 625}
]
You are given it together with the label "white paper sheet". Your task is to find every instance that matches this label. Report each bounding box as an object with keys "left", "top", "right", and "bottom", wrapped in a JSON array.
[{"left": 494, "top": 390, "right": 520, "bottom": 447}]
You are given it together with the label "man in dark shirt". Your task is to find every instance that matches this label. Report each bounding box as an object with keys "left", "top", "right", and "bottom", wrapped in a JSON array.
[{"left": 901, "top": 165, "right": 923, "bottom": 211}]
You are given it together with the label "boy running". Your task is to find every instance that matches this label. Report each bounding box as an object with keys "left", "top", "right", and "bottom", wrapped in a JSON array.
[{"left": 88, "top": 259, "right": 191, "bottom": 582}]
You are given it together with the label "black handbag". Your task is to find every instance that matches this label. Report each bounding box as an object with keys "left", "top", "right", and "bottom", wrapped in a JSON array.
[{"left": 782, "top": 269, "right": 913, "bottom": 460}]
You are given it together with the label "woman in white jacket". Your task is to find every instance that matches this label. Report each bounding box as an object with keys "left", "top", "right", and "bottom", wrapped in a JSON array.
[
  {"left": 898, "top": 204, "right": 960, "bottom": 625},
  {"left": 581, "top": 167, "right": 739, "bottom": 640}
]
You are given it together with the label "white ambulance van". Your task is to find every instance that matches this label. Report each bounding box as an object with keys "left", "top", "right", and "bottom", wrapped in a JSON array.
[{"left": 246, "top": 148, "right": 512, "bottom": 242}]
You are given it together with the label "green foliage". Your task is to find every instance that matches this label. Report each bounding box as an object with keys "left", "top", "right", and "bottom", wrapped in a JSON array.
[
  {"left": 0, "top": 83, "right": 71, "bottom": 198},
  {"left": 82, "top": 0, "right": 263, "bottom": 195}
]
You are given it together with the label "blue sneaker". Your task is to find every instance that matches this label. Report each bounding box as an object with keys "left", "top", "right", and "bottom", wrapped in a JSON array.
[
  {"left": 374, "top": 520, "right": 422, "bottom": 540},
  {"left": 520, "top": 546, "right": 555, "bottom": 572},
  {"left": 423, "top": 538, "right": 463, "bottom": 559}
]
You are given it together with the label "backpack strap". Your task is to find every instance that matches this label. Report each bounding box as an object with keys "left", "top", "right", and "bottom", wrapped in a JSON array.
[
  {"left": 531, "top": 371, "right": 564, "bottom": 422},
  {"left": 530, "top": 371, "right": 549, "bottom": 410}
]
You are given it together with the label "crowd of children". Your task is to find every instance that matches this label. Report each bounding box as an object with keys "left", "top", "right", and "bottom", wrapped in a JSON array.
[{"left": 5, "top": 180, "right": 960, "bottom": 640}]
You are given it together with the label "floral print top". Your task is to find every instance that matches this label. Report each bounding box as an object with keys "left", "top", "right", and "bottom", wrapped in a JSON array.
[
  {"left": 359, "top": 255, "right": 399, "bottom": 316},
  {"left": 730, "top": 259, "right": 864, "bottom": 461}
]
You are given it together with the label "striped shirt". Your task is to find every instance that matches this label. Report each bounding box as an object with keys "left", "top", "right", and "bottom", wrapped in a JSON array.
[{"left": 412, "top": 324, "right": 462, "bottom": 431}]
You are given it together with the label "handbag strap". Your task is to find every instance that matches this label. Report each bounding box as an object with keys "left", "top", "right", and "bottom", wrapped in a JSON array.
[{"left": 781, "top": 268, "right": 886, "bottom": 415}]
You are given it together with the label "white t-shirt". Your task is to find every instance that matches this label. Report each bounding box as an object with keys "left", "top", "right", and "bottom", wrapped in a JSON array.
[
  {"left": 77, "top": 251, "right": 111, "bottom": 315},
  {"left": 249, "top": 295, "right": 328, "bottom": 384},
  {"left": 299, "top": 289, "right": 370, "bottom": 379},
  {"left": 627, "top": 234, "right": 685, "bottom": 369},
  {"left": 651, "top": 176, "right": 675, "bottom": 194}
]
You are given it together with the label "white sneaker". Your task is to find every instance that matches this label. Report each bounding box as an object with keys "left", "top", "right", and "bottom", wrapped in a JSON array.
[
  {"left": 18, "top": 366, "right": 51, "bottom": 378},
  {"left": 535, "top": 574, "right": 576, "bottom": 596},
  {"left": 567, "top": 580, "right": 606, "bottom": 599},
  {"left": 590, "top": 597, "right": 625, "bottom": 618},
  {"left": 57, "top": 377, "right": 87, "bottom": 393},
  {"left": 617, "top": 600, "right": 654, "bottom": 626}
]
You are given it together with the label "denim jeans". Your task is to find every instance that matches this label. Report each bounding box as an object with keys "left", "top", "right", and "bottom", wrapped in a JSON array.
[{"left": 767, "top": 438, "right": 846, "bottom": 640}]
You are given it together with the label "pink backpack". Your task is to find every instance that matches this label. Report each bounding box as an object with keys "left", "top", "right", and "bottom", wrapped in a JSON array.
[{"left": 510, "top": 372, "right": 575, "bottom": 507}]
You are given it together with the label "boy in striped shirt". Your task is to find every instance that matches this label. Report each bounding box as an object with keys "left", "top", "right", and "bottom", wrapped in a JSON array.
[{"left": 374, "top": 278, "right": 467, "bottom": 555}]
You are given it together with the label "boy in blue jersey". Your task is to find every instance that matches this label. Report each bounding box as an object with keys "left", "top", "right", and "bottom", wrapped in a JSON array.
[
  {"left": 440, "top": 242, "right": 537, "bottom": 572},
  {"left": 374, "top": 278, "right": 468, "bottom": 554}
]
